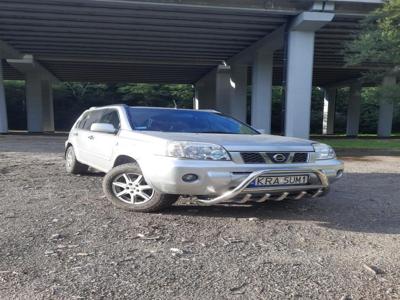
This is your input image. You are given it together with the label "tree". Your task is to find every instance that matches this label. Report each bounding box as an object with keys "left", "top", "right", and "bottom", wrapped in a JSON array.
[
  {"left": 116, "top": 84, "right": 193, "bottom": 108},
  {"left": 345, "top": 0, "right": 400, "bottom": 102}
]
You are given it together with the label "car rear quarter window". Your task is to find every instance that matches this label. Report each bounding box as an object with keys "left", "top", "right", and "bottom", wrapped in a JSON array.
[{"left": 75, "top": 112, "right": 89, "bottom": 129}]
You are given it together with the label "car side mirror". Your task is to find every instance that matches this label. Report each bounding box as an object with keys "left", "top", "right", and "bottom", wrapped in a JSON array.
[{"left": 90, "top": 123, "right": 117, "bottom": 134}]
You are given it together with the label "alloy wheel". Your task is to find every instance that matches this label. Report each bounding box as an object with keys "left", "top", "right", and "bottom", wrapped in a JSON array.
[{"left": 111, "top": 173, "right": 154, "bottom": 204}]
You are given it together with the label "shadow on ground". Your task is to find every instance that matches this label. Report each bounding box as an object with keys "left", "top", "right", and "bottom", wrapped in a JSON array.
[{"left": 164, "top": 172, "right": 400, "bottom": 235}]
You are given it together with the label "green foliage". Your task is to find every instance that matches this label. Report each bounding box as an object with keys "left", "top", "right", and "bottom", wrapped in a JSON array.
[
  {"left": 116, "top": 84, "right": 193, "bottom": 108},
  {"left": 5, "top": 81, "right": 194, "bottom": 131},
  {"left": 345, "top": 0, "right": 400, "bottom": 83},
  {"left": 4, "top": 80, "right": 26, "bottom": 130}
]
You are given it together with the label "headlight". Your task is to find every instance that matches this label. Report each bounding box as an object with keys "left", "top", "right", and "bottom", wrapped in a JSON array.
[
  {"left": 313, "top": 143, "right": 336, "bottom": 160},
  {"left": 167, "top": 142, "right": 231, "bottom": 161}
]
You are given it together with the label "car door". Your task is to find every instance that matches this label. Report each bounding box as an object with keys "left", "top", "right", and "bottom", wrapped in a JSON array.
[
  {"left": 88, "top": 109, "right": 121, "bottom": 171},
  {"left": 74, "top": 109, "right": 103, "bottom": 166}
]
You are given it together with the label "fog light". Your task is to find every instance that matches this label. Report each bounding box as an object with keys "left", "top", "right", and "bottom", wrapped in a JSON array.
[
  {"left": 182, "top": 174, "right": 198, "bottom": 182},
  {"left": 336, "top": 170, "right": 344, "bottom": 178}
]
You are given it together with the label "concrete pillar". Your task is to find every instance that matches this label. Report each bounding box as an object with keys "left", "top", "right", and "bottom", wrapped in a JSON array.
[
  {"left": 215, "top": 66, "right": 231, "bottom": 115},
  {"left": 251, "top": 50, "right": 273, "bottom": 133},
  {"left": 193, "top": 85, "right": 199, "bottom": 110},
  {"left": 322, "top": 88, "right": 336, "bottom": 135},
  {"left": 41, "top": 80, "right": 55, "bottom": 132},
  {"left": 346, "top": 82, "right": 362, "bottom": 137},
  {"left": 195, "top": 65, "right": 230, "bottom": 114},
  {"left": 195, "top": 78, "right": 216, "bottom": 110},
  {"left": 377, "top": 76, "right": 396, "bottom": 137},
  {"left": 284, "top": 30, "right": 315, "bottom": 138},
  {"left": 283, "top": 11, "right": 334, "bottom": 139},
  {"left": 0, "top": 60, "right": 8, "bottom": 133},
  {"left": 26, "top": 73, "right": 54, "bottom": 132},
  {"left": 229, "top": 64, "right": 248, "bottom": 122}
]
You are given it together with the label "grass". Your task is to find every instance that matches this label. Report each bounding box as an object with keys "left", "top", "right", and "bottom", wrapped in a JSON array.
[{"left": 315, "top": 138, "right": 400, "bottom": 149}]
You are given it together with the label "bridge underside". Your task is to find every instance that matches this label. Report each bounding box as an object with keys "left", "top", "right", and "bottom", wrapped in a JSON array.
[
  {"left": 0, "top": 0, "right": 392, "bottom": 137},
  {"left": 0, "top": 0, "right": 377, "bottom": 84}
]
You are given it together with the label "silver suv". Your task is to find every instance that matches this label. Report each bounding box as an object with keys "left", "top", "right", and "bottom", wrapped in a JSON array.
[{"left": 65, "top": 105, "right": 344, "bottom": 212}]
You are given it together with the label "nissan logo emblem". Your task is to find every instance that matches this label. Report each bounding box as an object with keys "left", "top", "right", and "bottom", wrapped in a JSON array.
[{"left": 273, "top": 153, "right": 287, "bottom": 162}]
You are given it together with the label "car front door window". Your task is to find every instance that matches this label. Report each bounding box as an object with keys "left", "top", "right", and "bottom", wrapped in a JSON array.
[{"left": 98, "top": 110, "right": 120, "bottom": 131}]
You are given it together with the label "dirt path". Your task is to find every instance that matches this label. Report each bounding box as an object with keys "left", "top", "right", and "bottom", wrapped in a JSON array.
[{"left": 1, "top": 135, "right": 399, "bottom": 299}]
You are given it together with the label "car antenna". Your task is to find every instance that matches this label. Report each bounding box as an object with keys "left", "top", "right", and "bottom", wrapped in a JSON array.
[{"left": 173, "top": 100, "right": 178, "bottom": 109}]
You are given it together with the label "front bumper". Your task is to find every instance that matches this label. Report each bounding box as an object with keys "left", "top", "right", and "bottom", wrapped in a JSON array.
[
  {"left": 140, "top": 156, "right": 344, "bottom": 202},
  {"left": 196, "top": 169, "right": 329, "bottom": 204}
]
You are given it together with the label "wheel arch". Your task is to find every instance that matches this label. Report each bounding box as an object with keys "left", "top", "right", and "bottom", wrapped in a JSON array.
[
  {"left": 113, "top": 155, "right": 138, "bottom": 168},
  {"left": 65, "top": 142, "right": 73, "bottom": 158}
]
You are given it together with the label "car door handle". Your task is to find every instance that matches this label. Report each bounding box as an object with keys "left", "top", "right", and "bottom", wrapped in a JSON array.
[
  {"left": 88, "top": 135, "right": 94, "bottom": 140},
  {"left": 72, "top": 132, "right": 78, "bottom": 136}
]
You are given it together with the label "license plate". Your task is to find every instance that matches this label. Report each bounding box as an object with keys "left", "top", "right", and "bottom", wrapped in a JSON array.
[{"left": 251, "top": 175, "right": 309, "bottom": 187}]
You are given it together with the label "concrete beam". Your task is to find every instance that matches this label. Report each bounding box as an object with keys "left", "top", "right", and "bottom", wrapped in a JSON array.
[
  {"left": 228, "top": 26, "right": 285, "bottom": 65},
  {"left": 324, "top": 78, "right": 364, "bottom": 89},
  {"left": 291, "top": 11, "right": 335, "bottom": 31},
  {"left": 378, "top": 75, "right": 396, "bottom": 137},
  {"left": 0, "top": 40, "right": 23, "bottom": 59},
  {"left": 7, "top": 55, "right": 59, "bottom": 83}
]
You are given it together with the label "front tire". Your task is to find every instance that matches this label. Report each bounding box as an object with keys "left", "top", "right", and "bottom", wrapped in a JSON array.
[
  {"left": 65, "top": 146, "right": 88, "bottom": 174},
  {"left": 102, "top": 163, "right": 178, "bottom": 212}
]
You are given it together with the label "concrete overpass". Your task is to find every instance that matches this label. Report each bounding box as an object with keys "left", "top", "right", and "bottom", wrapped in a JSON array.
[{"left": 0, "top": 0, "right": 394, "bottom": 138}]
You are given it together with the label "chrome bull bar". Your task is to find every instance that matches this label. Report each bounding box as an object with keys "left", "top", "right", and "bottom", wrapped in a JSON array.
[{"left": 197, "top": 169, "right": 329, "bottom": 205}]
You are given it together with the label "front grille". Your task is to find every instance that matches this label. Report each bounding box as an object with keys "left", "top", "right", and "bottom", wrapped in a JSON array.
[
  {"left": 266, "top": 152, "right": 290, "bottom": 163},
  {"left": 239, "top": 152, "right": 310, "bottom": 164},
  {"left": 292, "top": 152, "right": 309, "bottom": 163},
  {"left": 241, "top": 152, "right": 265, "bottom": 164}
]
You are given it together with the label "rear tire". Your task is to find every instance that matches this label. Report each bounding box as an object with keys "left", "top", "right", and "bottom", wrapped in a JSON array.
[
  {"left": 65, "top": 146, "right": 88, "bottom": 174},
  {"left": 102, "top": 163, "right": 178, "bottom": 212}
]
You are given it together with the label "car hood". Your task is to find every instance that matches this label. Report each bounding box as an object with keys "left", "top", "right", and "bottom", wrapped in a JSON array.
[{"left": 139, "top": 131, "right": 315, "bottom": 152}]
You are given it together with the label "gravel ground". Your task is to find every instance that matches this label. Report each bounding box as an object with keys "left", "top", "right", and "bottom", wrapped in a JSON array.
[{"left": 0, "top": 135, "right": 399, "bottom": 300}]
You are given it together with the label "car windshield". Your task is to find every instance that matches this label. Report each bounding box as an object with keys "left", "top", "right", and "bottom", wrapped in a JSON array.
[{"left": 127, "top": 107, "right": 259, "bottom": 135}]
